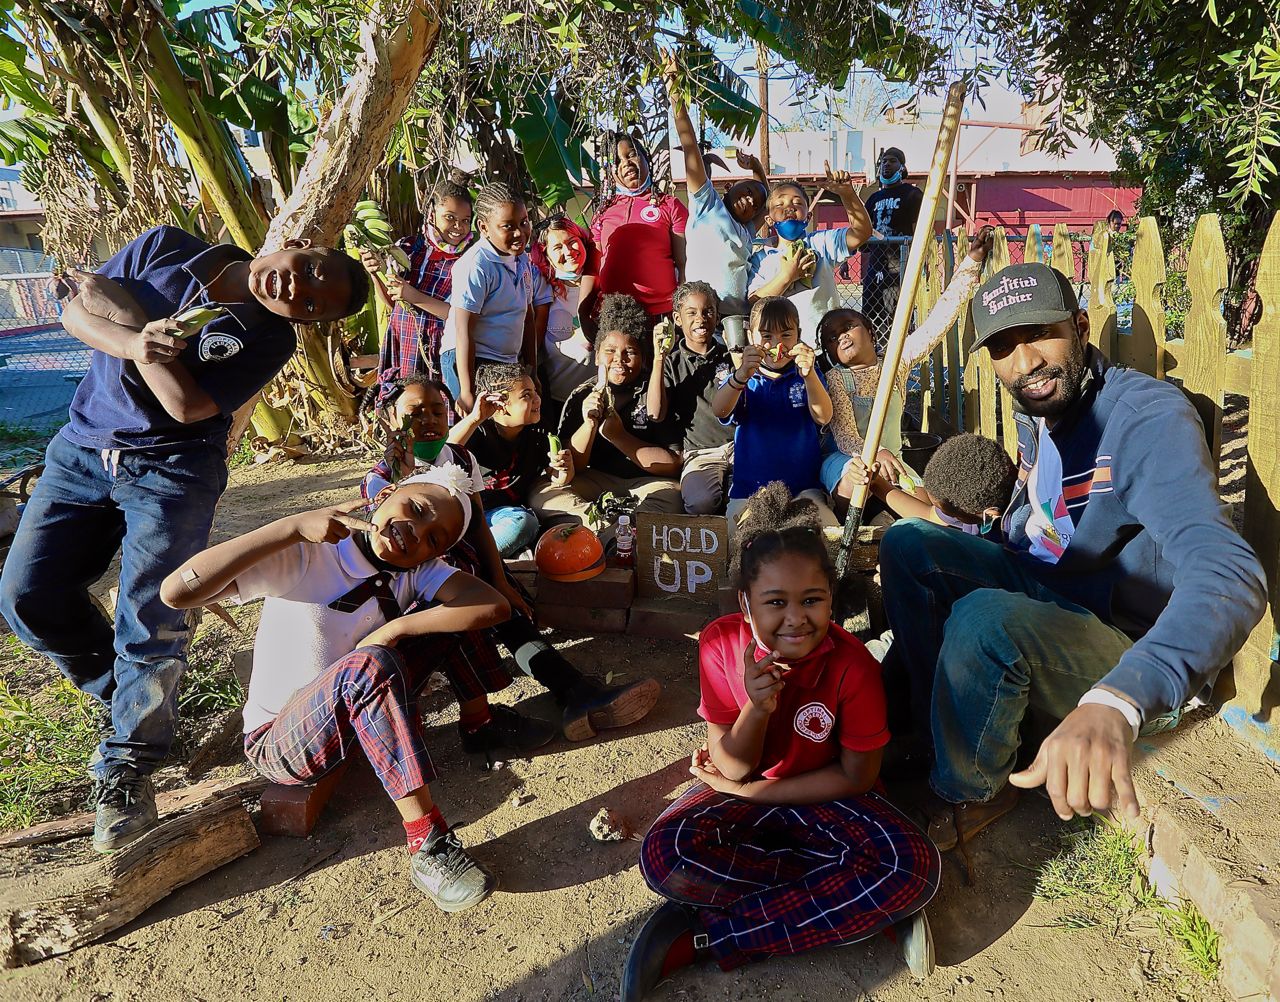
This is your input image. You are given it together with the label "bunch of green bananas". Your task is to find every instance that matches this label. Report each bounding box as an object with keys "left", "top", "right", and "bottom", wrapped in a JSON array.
[
  {"left": 344, "top": 200, "right": 412, "bottom": 288},
  {"left": 173, "top": 304, "right": 227, "bottom": 334}
]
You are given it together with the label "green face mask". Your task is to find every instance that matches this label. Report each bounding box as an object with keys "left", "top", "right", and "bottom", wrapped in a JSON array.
[{"left": 413, "top": 437, "right": 446, "bottom": 463}]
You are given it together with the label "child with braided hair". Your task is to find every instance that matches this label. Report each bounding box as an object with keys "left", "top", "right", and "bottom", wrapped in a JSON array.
[
  {"left": 623, "top": 483, "right": 940, "bottom": 999},
  {"left": 585, "top": 131, "right": 689, "bottom": 331},
  {"left": 360, "top": 178, "right": 474, "bottom": 401},
  {"left": 529, "top": 215, "right": 600, "bottom": 426},
  {"left": 440, "top": 182, "right": 553, "bottom": 414}
]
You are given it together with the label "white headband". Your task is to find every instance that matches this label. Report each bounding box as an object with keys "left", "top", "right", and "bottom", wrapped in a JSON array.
[{"left": 398, "top": 463, "right": 475, "bottom": 539}]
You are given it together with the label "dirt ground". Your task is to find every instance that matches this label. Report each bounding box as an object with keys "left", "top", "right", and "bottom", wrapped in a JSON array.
[{"left": 1, "top": 452, "right": 1233, "bottom": 1002}]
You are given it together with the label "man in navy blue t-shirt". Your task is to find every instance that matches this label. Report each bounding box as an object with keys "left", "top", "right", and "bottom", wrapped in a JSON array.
[{"left": 0, "top": 226, "right": 368, "bottom": 851}]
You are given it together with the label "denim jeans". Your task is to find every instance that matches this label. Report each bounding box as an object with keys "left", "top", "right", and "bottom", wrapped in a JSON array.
[
  {"left": 0, "top": 433, "right": 228, "bottom": 779},
  {"left": 484, "top": 504, "right": 541, "bottom": 557},
  {"left": 878, "top": 519, "right": 1133, "bottom": 804},
  {"left": 439, "top": 348, "right": 460, "bottom": 402}
]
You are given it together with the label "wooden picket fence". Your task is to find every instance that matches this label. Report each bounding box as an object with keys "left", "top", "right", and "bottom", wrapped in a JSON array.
[{"left": 908, "top": 215, "right": 1280, "bottom": 757}]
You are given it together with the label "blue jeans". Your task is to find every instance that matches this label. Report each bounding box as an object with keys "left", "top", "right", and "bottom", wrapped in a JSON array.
[
  {"left": 0, "top": 433, "right": 228, "bottom": 778},
  {"left": 485, "top": 505, "right": 541, "bottom": 557},
  {"left": 878, "top": 519, "right": 1132, "bottom": 804},
  {"left": 819, "top": 449, "right": 854, "bottom": 493}
]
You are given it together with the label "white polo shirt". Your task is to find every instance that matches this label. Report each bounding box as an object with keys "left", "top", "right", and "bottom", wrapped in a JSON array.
[{"left": 234, "top": 535, "right": 456, "bottom": 732}]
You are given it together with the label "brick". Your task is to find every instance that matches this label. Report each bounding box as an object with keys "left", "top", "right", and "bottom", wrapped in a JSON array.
[
  {"left": 1179, "top": 841, "right": 1233, "bottom": 929},
  {"left": 626, "top": 598, "right": 712, "bottom": 640},
  {"left": 535, "top": 568, "right": 635, "bottom": 609},
  {"left": 1145, "top": 806, "right": 1190, "bottom": 901},
  {"left": 536, "top": 602, "right": 627, "bottom": 634},
  {"left": 259, "top": 761, "right": 349, "bottom": 837}
]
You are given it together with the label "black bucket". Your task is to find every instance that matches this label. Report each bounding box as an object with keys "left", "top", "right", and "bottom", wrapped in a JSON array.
[{"left": 901, "top": 432, "right": 943, "bottom": 474}]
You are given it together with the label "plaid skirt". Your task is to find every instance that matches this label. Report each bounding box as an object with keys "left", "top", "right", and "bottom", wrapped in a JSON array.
[{"left": 640, "top": 783, "right": 941, "bottom": 969}]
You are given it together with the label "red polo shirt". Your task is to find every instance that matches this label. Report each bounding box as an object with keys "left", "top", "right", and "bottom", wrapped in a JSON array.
[
  {"left": 591, "top": 193, "right": 689, "bottom": 315},
  {"left": 697, "top": 614, "right": 889, "bottom": 780}
]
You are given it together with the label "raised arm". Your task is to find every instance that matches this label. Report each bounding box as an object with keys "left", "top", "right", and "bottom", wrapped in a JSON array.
[
  {"left": 665, "top": 61, "right": 708, "bottom": 194},
  {"left": 823, "top": 161, "right": 872, "bottom": 253}
]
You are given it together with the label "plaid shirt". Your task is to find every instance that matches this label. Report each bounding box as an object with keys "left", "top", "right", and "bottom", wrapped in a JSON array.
[{"left": 379, "top": 232, "right": 463, "bottom": 395}]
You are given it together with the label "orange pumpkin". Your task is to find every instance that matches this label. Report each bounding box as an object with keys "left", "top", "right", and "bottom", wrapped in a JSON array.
[{"left": 535, "top": 524, "right": 606, "bottom": 582}]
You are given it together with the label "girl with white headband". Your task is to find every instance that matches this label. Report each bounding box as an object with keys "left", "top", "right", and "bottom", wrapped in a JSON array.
[{"left": 161, "top": 463, "right": 510, "bottom": 914}]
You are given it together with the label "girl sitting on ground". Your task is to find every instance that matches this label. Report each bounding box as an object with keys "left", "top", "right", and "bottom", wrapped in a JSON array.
[
  {"left": 439, "top": 183, "right": 552, "bottom": 414},
  {"left": 367, "top": 374, "right": 661, "bottom": 750},
  {"left": 818, "top": 225, "right": 994, "bottom": 517},
  {"left": 531, "top": 293, "right": 683, "bottom": 538},
  {"left": 530, "top": 215, "right": 599, "bottom": 428},
  {"left": 622, "top": 483, "right": 941, "bottom": 1000}
]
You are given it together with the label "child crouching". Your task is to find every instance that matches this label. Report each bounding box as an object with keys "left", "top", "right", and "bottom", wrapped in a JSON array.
[
  {"left": 623, "top": 484, "right": 940, "bottom": 998},
  {"left": 162, "top": 467, "right": 505, "bottom": 913}
]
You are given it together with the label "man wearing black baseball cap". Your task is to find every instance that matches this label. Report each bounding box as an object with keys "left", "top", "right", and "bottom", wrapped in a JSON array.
[{"left": 878, "top": 261, "right": 1266, "bottom": 859}]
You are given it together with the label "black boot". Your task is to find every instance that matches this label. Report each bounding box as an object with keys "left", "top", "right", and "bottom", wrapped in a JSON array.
[
  {"left": 458, "top": 704, "right": 558, "bottom": 767},
  {"left": 92, "top": 767, "right": 158, "bottom": 852},
  {"left": 560, "top": 675, "right": 662, "bottom": 742},
  {"left": 621, "top": 901, "right": 709, "bottom": 1001}
]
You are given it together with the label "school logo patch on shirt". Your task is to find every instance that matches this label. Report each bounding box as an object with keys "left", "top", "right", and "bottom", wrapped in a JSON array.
[
  {"left": 199, "top": 333, "right": 243, "bottom": 361},
  {"left": 789, "top": 381, "right": 806, "bottom": 407},
  {"left": 794, "top": 702, "right": 835, "bottom": 742},
  {"left": 631, "top": 393, "right": 649, "bottom": 428},
  {"left": 715, "top": 362, "right": 733, "bottom": 386},
  {"left": 640, "top": 204, "right": 661, "bottom": 222}
]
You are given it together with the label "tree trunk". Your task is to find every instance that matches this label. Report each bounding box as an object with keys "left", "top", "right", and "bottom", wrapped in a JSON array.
[{"left": 230, "top": 0, "right": 443, "bottom": 447}]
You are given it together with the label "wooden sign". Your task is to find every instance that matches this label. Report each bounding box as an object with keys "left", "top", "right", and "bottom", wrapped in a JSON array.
[{"left": 636, "top": 513, "right": 728, "bottom": 605}]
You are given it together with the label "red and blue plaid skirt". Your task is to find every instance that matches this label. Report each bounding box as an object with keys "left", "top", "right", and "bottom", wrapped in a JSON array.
[{"left": 640, "top": 783, "right": 940, "bottom": 969}]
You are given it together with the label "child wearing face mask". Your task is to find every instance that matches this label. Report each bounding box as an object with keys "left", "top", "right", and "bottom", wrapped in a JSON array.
[
  {"left": 361, "top": 179, "right": 474, "bottom": 400},
  {"left": 439, "top": 183, "right": 553, "bottom": 415},
  {"left": 622, "top": 483, "right": 940, "bottom": 1000},
  {"left": 530, "top": 216, "right": 600, "bottom": 426},
  {"left": 585, "top": 131, "right": 690, "bottom": 330},
  {"left": 747, "top": 165, "right": 873, "bottom": 345},
  {"left": 365, "top": 374, "right": 661, "bottom": 748},
  {"left": 531, "top": 293, "right": 684, "bottom": 537},
  {"left": 162, "top": 467, "right": 507, "bottom": 915},
  {"left": 712, "top": 297, "right": 837, "bottom": 530}
]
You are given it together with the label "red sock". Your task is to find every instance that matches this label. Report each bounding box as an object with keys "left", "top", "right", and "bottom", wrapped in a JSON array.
[
  {"left": 458, "top": 702, "right": 492, "bottom": 733},
  {"left": 661, "top": 929, "right": 697, "bottom": 978},
  {"left": 404, "top": 806, "right": 446, "bottom": 854}
]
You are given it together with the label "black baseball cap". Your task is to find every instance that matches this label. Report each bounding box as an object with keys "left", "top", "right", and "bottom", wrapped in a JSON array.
[{"left": 970, "top": 263, "right": 1079, "bottom": 352}]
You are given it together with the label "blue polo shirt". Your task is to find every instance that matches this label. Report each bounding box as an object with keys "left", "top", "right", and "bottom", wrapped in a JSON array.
[
  {"left": 723, "top": 365, "right": 826, "bottom": 499},
  {"left": 440, "top": 239, "right": 553, "bottom": 364},
  {"left": 63, "top": 226, "right": 296, "bottom": 454}
]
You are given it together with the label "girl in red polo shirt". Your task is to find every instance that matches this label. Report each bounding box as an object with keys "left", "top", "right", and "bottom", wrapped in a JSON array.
[
  {"left": 623, "top": 484, "right": 940, "bottom": 1000},
  {"left": 584, "top": 130, "right": 688, "bottom": 332}
]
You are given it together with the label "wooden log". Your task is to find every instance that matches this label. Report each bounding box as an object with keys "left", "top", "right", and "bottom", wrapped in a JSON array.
[
  {"left": 1125, "top": 216, "right": 1167, "bottom": 378},
  {"left": 0, "top": 777, "right": 266, "bottom": 851},
  {"left": 1236, "top": 213, "right": 1280, "bottom": 721},
  {"left": 1182, "top": 214, "right": 1229, "bottom": 467},
  {"left": 0, "top": 796, "right": 259, "bottom": 967},
  {"left": 1087, "top": 221, "right": 1117, "bottom": 358}
]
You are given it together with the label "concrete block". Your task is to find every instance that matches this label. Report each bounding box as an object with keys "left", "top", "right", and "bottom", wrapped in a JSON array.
[
  {"left": 259, "top": 761, "right": 349, "bottom": 837},
  {"left": 626, "top": 599, "right": 712, "bottom": 640},
  {"left": 536, "top": 602, "right": 627, "bottom": 634},
  {"left": 536, "top": 568, "right": 635, "bottom": 609}
]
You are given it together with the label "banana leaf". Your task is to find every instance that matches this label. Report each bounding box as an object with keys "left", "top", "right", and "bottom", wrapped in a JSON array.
[{"left": 509, "top": 80, "right": 595, "bottom": 208}]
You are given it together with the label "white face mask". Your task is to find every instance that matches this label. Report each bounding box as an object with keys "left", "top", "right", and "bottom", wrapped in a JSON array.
[{"left": 739, "top": 590, "right": 773, "bottom": 655}]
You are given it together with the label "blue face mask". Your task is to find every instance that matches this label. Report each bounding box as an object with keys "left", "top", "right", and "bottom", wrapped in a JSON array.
[
  {"left": 774, "top": 218, "right": 808, "bottom": 242},
  {"left": 879, "top": 168, "right": 905, "bottom": 186},
  {"left": 554, "top": 268, "right": 581, "bottom": 282}
]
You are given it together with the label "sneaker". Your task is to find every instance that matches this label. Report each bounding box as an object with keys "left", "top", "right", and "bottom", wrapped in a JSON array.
[
  {"left": 896, "top": 909, "right": 936, "bottom": 979},
  {"left": 561, "top": 675, "right": 662, "bottom": 742},
  {"left": 92, "top": 768, "right": 158, "bottom": 853},
  {"left": 922, "top": 782, "right": 1019, "bottom": 853},
  {"left": 409, "top": 828, "right": 497, "bottom": 913},
  {"left": 458, "top": 704, "right": 558, "bottom": 766}
]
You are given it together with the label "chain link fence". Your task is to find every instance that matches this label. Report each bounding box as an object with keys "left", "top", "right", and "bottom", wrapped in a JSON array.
[{"left": 0, "top": 248, "right": 89, "bottom": 473}]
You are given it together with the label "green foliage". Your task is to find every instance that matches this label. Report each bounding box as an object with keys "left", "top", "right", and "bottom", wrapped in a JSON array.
[
  {"left": 1024, "top": 1, "right": 1280, "bottom": 211},
  {"left": 1158, "top": 900, "right": 1221, "bottom": 980},
  {"left": 0, "top": 677, "right": 97, "bottom": 830}
]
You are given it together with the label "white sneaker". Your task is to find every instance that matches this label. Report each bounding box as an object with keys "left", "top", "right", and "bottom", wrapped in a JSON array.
[{"left": 409, "top": 828, "right": 497, "bottom": 913}]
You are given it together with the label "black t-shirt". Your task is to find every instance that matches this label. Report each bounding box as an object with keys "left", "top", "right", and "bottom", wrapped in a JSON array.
[
  {"left": 864, "top": 183, "right": 924, "bottom": 278},
  {"left": 467, "top": 421, "right": 550, "bottom": 510},
  {"left": 662, "top": 341, "right": 736, "bottom": 453},
  {"left": 558, "top": 379, "right": 659, "bottom": 479}
]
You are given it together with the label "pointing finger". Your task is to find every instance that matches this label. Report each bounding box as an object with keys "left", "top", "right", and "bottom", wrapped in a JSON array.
[{"left": 335, "top": 497, "right": 372, "bottom": 513}]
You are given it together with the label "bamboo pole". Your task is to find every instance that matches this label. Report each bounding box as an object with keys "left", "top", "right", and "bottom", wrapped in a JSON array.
[{"left": 836, "top": 81, "right": 966, "bottom": 578}]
